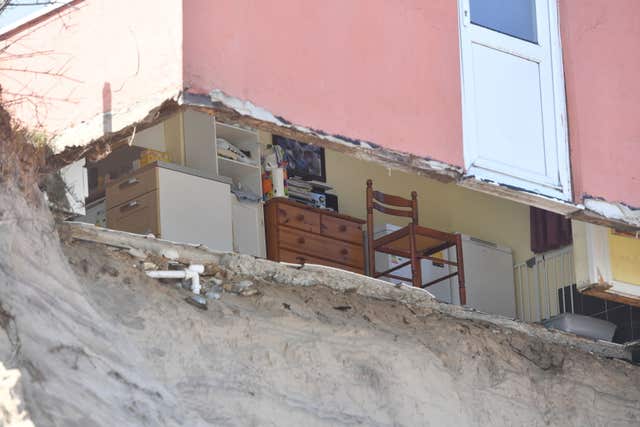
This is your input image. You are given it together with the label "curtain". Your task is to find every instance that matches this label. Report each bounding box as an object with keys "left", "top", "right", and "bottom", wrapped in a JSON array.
[{"left": 530, "top": 206, "right": 572, "bottom": 253}]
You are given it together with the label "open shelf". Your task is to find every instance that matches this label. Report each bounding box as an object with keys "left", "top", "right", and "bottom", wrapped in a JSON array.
[
  {"left": 214, "top": 119, "right": 262, "bottom": 200},
  {"left": 217, "top": 156, "right": 260, "bottom": 170}
]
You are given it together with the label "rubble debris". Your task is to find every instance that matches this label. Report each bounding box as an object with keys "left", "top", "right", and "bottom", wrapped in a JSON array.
[
  {"left": 161, "top": 248, "right": 179, "bottom": 261},
  {"left": 203, "top": 264, "right": 223, "bottom": 276},
  {"left": 62, "top": 221, "right": 640, "bottom": 361},
  {"left": 127, "top": 247, "right": 147, "bottom": 259},
  {"left": 184, "top": 295, "right": 208, "bottom": 310},
  {"left": 207, "top": 277, "right": 223, "bottom": 287},
  {"left": 142, "top": 262, "right": 158, "bottom": 271},
  {"left": 223, "top": 280, "right": 258, "bottom": 296},
  {"left": 205, "top": 290, "right": 221, "bottom": 301}
]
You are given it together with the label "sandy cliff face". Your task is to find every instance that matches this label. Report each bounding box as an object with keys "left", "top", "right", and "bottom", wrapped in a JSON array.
[{"left": 0, "top": 188, "right": 639, "bottom": 426}]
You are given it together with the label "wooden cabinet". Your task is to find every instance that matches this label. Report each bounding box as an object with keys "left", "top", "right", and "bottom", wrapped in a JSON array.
[{"left": 265, "top": 198, "right": 365, "bottom": 274}]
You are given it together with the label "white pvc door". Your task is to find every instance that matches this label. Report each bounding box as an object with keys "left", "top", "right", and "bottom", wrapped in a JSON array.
[{"left": 459, "top": 0, "right": 571, "bottom": 200}]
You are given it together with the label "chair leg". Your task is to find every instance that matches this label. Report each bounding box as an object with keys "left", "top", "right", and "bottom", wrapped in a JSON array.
[
  {"left": 455, "top": 234, "right": 466, "bottom": 305},
  {"left": 409, "top": 223, "right": 421, "bottom": 288}
]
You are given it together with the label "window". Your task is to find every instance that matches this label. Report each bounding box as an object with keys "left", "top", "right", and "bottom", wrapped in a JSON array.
[{"left": 470, "top": 0, "right": 538, "bottom": 43}]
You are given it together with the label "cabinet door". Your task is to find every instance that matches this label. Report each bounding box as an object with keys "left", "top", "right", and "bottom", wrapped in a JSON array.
[
  {"left": 459, "top": 0, "right": 570, "bottom": 200},
  {"left": 232, "top": 199, "right": 266, "bottom": 257},
  {"left": 183, "top": 110, "right": 217, "bottom": 175},
  {"left": 158, "top": 168, "right": 233, "bottom": 251}
]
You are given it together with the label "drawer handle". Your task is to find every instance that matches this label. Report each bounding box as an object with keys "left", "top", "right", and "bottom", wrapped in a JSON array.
[
  {"left": 295, "top": 256, "right": 306, "bottom": 264},
  {"left": 340, "top": 248, "right": 348, "bottom": 256},
  {"left": 296, "top": 214, "right": 305, "bottom": 221},
  {"left": 119, "top": 177, "right": 139, "bottom": 188},
  {"left": 120, "top": 200, "right": 139, "bottom": 211},
  {"left": 297, "top": 237, "right": 305, "bottom": 244},
  {"left": 339, "top": 225, "right": 347, "bottom": 232}
]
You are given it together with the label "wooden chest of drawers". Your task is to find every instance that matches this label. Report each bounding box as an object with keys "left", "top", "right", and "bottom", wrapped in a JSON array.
[
  {"left": 106, "top": 165, "right": 160, "bottom": 236},
  {"left": 264, "top": 198, "right": 365, "bottom": 274}
]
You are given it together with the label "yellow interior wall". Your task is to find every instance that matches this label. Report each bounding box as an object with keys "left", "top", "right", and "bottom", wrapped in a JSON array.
[
  {"left": 323, "top": 149, "right": 534, "bottom": 265},
  {"left": 163, "top": 112, "right": 185, "bottom": 165},
  {"left": 250, "top": 128, "right": 533, "bottom": 265},
  {"left": 609, "top": 231, "right": 640, "bottom": 285}
]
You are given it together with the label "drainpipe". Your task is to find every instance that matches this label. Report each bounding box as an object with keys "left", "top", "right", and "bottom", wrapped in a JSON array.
[{"left": 146, "top": 264, "right": 205, "bottom": 294}]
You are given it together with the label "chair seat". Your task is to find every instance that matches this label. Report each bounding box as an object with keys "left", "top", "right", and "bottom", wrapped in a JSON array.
[
  {"left": 365, "top": 178, "right": 466, "bottom": 304},
  {"left": 376, "top": 225, "right": 456, "bottom": 258}
]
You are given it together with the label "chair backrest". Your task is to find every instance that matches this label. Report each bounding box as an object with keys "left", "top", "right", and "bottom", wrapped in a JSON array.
[{"left": 366, "top": 179, "right": 419, "bottom": 227}]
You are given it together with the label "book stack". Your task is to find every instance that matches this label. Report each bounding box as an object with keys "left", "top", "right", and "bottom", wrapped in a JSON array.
[{"left": 287, "top": 178, "right": 337, "bottom": 211}]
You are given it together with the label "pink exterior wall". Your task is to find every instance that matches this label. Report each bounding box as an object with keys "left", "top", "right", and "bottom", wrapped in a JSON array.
[
  {"left": 0, "top": 0, "right": 182, "bottom": 136},
  {"left": 4, "top": 0, "right": 638, "bottom": 211},
  {"left": 183, "top": 0, "right": 464, "bottom": 167},
  {"left": 559, "top": 1, "right": 640, "bottom": 207}
]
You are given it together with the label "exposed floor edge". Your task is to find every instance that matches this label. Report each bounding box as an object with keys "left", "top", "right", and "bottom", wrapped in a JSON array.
[
  {"left": 47, "top": 90, "right": 640, "bottom": 232},
  {"left": 182, "top": 90, "right": 461, "bottom": 183},
  {"left": 49, "top": 88, "right": 182, "bottom": 154},
  {"left": 579, "top": 198, "right": 640, "bottom": 230},
  {"left": 458, "top": 176, "right": 581, "bottom": 216},
  {"left": 47, "top": 95, "right": 181, "bottom": 172},
  {"left": 582, "top": 287, "right": 640, "bottom": 309},
  {"left": 60, "top": 221, "right": 638, "bottom": 362}
]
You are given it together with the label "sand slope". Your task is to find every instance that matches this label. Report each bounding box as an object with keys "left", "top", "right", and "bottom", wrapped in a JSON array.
[{"left": 1, "top": 189, "right": 639, "bottom": 426}]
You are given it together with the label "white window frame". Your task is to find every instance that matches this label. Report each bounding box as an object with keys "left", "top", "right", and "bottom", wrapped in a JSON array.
[{"left": 458, "top": 0, "right": 572, "bottom": 202}]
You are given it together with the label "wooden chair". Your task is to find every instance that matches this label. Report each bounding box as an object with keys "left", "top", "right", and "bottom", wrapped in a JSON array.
[{"left": 366, "top": 179, "right": 466, "bottom": 305}]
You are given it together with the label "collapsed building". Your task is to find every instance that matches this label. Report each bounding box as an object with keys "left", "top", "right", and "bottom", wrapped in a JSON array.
[{"left": 1, "top": 1, "right": 640, "bottom": 425}]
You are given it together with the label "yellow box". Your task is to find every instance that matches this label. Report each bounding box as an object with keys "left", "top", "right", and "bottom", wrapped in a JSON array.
[{"left": 140, "top": 149, "right": 170, "bottom": 167}]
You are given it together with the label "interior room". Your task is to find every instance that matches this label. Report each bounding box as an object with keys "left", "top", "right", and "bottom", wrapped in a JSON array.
[{"left": 63, "top": 108, "right": 586, "bottom": 327}]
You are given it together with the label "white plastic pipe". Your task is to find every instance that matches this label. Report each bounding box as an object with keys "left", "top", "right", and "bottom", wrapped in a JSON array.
[{"left": 146, "top": 264, "right": 205, "bottom": 294}]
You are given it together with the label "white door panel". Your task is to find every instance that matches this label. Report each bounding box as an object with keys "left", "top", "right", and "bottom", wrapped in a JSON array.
[{"left": 459, "top": 0, "right": 570, "bottom": 200}]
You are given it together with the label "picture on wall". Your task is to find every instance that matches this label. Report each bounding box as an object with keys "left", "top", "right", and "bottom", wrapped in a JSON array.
[{"left": 272, "top": 135, "right": 326, "bottom": 182}]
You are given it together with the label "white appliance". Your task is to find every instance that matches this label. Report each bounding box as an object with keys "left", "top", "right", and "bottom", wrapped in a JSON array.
[{"left": 372, "top": 224, "right": 516, "bottom": 318}]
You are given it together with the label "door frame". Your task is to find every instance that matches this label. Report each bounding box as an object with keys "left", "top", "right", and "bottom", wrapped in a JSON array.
[{"left": 457, "top": 0, "right": 572, "bottom": 201}]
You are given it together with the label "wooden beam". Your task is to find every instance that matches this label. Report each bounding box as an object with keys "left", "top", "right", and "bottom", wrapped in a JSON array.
[{"left": 582, "top": 288, "right": 640, "bottom": 309}]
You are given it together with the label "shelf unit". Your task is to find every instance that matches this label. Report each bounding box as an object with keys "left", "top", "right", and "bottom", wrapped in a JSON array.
[
  {"left": 215, "top": 121, "right": 262, "bottom": 199},
  {"left": 182, "top": 111, "right": 266, "bottom": 257}
]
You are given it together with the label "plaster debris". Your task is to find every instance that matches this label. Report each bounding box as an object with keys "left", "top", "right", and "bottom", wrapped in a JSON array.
[
  {"left": 161, "top": 248, "right": 179, "bottom": 261},
  {"left": 49, "top": 89, "right": 181, "bottom": 154},
  {"left": 584, "top": 198, "right": 640, "bottom": 228},
  {"left": 127, "top": 247, "right": 147, "bottom": 259},
  {"left": 223, "top": 279, "right": 257, "bottom": 296},
  {"left": 143, "top": 262, "right": 158, "bottom": 271},
  {"left": 204, "top": 90, "right": 461, "bottom": 180}
]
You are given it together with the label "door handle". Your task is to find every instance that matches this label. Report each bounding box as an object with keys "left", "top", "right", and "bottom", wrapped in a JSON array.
[
  {"left": 119, "top": 177, "right": 139, "bottom": 188},
  {"left": 462, "top": 0, "right": 470, "bottom": 27},
  {"left": 120, "top": 200, "right": 139, "bottom": 211}
]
